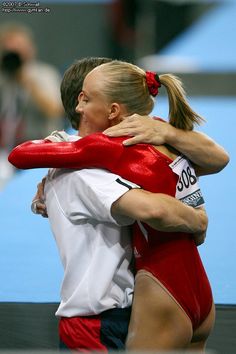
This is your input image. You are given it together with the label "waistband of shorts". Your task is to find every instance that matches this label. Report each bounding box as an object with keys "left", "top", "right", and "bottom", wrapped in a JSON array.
[
  {"left": 100, "top": 306, "right": 131, "bottom": 319},
  {"left": 60, "top": 306, "right": 131, "bottom": 320}
]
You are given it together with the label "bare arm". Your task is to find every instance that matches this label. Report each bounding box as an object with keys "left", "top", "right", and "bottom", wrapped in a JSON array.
[
  {"left": 164, "top": 126, "right": 229, "bottom": 176},
  {"left": 31, "top": 179, "right": 207, "bottom": 245},
  {"left": 103, "top": 114, "right": 229, "bottom": 176},
  {"left": 112, "top": 188, "right": 208, "bottom": 235}
]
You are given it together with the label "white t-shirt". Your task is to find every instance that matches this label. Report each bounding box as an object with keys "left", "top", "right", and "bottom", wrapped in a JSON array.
[{"left": 45, "top": 167, "right": 139, "bottom": 317}]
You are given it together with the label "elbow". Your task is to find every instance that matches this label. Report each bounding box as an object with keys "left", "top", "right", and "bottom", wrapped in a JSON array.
[
  {"left": 199, "top": 150, "right": 230, "bottom": 176},
  {"left": 8, "top": 143, "right": 32, "bottom": 169},
  {"left": 214, "top": 149, "right": 230, "bottom": 174},
  {"left": 219, "top": 151, "right": 230, "bottom": 171},
  {"left": 8, "top": 149, "right": 16, "bottom": 166},
  {"left": 8, "top": 149, "right": 21, "bottom": 169}
]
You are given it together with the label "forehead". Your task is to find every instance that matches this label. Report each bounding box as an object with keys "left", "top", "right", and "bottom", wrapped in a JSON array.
[{"left": 83, "top": 67, "right": 105, "bottom": 95}]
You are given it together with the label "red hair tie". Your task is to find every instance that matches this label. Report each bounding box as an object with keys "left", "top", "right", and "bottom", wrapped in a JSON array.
[{"left": 145, "top": 71, "right": 161, "bottom": 97}]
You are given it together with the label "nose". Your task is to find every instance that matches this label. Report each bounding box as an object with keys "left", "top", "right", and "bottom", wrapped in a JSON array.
[
  {"left": 75, "top": 93, "right": 84, "bottom": 113},
  {"left": 75, "top": 101, "right": 81, "bottom": 113}
]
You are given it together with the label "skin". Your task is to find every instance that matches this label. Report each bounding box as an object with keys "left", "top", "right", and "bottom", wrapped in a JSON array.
[
  {"left": 30, "top": 61, "right": 226, "bottom": 351},
  {"left": 103, "top": 114, "right": 229, "bottom": 176},
  {"left": 31, "top": 65, "right": 210, "bottom": 242},
  {"left": 76, "top": 68, "right": 123, "bottom": 137},
  {"left": 126, "top": 271, "right": 215, "bottom": 351},
  {"left": 75, "top": 66, "right": 215, "bottom": 351}
]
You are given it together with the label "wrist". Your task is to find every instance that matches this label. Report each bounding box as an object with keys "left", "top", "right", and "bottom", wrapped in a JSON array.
[
  {"left": 164, "top": 124, "right": 178, "bottom": 146},
  {"left": 196, "top": 208, "right": 208, "bottom": 233}
]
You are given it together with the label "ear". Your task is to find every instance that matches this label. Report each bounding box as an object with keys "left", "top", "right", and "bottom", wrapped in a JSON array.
[{"left": 108, "top": 103, "right": 121, "bottom": 121}]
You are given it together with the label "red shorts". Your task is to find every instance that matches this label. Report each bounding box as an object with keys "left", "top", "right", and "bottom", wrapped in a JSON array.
[{"left": 59, "top": 307, "right": 131, "bottom": 352}]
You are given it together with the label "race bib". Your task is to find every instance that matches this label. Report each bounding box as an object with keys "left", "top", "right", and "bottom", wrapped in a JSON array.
[{"left": 170, "top": 155, "right": 205, "bottom": 208}]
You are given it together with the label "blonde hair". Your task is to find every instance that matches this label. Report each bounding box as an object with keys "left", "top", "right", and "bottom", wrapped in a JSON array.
[
  {"left": 96, "top": 60, "right": 204, "bottom": 130},
  {"left": 159, "top": 74, "right": 204, "bottom": 130},
  {"left": 96, "top": 60, "right": 155, "bottom": 115}
]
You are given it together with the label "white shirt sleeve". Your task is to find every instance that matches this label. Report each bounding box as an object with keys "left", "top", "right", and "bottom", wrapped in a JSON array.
[{"left": 60, "top": 168, "right": 140, "bottom": 226}]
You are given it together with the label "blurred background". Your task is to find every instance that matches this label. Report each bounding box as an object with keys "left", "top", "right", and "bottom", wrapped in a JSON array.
[{"left": 0, "top": 0, "right": 235, "bottom": 353}]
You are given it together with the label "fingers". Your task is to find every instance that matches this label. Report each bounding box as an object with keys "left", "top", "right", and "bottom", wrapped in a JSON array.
[
  {"left": 104, "top": 123, "right": 139, "bottom": 137},
  {"left": 103, "top": 114, "right": 161, "bottom": 146},
  {"left": 103, "top": 127, "right": 132, "bottom": 137},
  {"left": 31, "top": 198, "right": 48, "bottom": 218},
  {"left": 103, "top": 114, "right": 143, "bottom": 137},
  {"left": 36, "top": 177, "right": 46, "bottom": 200},
  {"left": 37, "top": 186, "right": 45, "bottom": 201},
  {"left": 103, "top": 126, "right": 145, "bottom": 145},
  {"left": 31, "top": 177, "right": 48, "bottom": 217},
  {"left": 122, "top": 135, "right": 146, "bottom": 146}
]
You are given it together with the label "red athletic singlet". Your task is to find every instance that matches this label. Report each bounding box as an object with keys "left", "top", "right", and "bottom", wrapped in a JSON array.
[{"left": 8, "top": 132, "right": 213, "bottom": 328}]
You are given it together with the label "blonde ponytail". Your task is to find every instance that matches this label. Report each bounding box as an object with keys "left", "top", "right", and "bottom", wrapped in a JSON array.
[{"left": 159, "top": 74, "right": 205, "bottom": 130}]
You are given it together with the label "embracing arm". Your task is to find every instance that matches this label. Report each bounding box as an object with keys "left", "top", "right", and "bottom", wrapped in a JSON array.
[
  {"left": 103, "top": 115, "right": 230, "bottom": 176},
  {"left": 164, "top": 127, "right": 229, "bottom": 176},
  {"left": 112, "top": 189, "right": 208, "bottom": 235},
  {"left": 31, "top": 177, "right": 207, "bottom": 245},
  {"left": 9, "top": 120, "right": 229, "bottom": 177},
  {"left": 8, "top": 139, "right": 75, "bottom": 169},
  {"left": 8, "top": 133, "right": 123, "bottom": 170}
]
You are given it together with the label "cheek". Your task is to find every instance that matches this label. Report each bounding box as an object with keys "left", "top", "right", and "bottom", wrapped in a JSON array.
[
  {"left": 94, "top": 115, "right": 109, "bottom": 130},
  {"left": 89, "top": 107, "right": 109, "bottom": 128}
]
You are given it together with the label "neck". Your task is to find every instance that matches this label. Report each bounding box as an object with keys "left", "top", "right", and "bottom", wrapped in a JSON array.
[
  {"left": 77, "top": 121, "right": 89, "bottom": 137},
  {"left": 77, "top": 127, "right": 86, "bottom": 138},
  {"left": 77, "top": 122, "right": 99, "bottom": 138}
]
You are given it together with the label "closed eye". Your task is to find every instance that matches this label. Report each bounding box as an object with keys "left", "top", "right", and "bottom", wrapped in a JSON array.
[{"left": 79, "top": 91, "right": 89, "bottom": 104}]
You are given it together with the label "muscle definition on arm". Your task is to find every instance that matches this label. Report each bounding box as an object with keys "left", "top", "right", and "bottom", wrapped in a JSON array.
[
  {"left": 112, "top": 188, "right": 208, "bottom": 235},
  {"left": 31, "top": 176, "right": 207, "bottom": 246}
]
